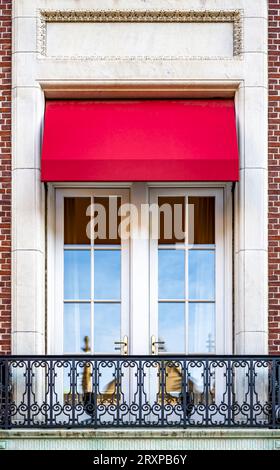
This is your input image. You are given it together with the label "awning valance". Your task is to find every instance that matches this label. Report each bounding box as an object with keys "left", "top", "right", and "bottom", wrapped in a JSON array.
[{"left": 41, "top": 100, "right": 239, "bottom": 182}]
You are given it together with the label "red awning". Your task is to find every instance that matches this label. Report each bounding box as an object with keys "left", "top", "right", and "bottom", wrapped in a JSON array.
[{"left": 41, "top": 100, "right": 239, "bottom": 182}]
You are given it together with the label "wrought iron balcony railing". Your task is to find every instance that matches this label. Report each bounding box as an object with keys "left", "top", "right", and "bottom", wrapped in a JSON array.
[{"left": 0, "top": 355, "right": 280, "bottom": 429}]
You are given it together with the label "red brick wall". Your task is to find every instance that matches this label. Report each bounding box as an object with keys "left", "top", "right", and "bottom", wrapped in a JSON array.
[
  {"left": 0, "top": 0, "right": 11, "bottom": 354},
  {"left": 269, "top": 1, "right": 280, "bottom": 354}
]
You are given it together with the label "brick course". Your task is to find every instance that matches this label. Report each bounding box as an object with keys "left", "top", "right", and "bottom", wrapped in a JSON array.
[{"left": 0, "top": 0, "right": 11, "bottom": 354}]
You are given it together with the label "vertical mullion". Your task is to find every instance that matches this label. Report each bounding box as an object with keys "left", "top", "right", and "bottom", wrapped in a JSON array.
[
  {"left": 215, "top": 191, "right": 223, "bottom": 355},
  {"left": 185, "top": 195, "right": 189, "bottom": 354},
  {"left": 91, "top": 196, "right": 95, "bottom": 354},
  {"left": 59, "top": 193, "right": 64, "bottom": 357},
  {"left": 214, "top": 195, "right": 217, "bottom": 354},
  {"left": 120, "top": 196, "right": 124, "bottom": 347}
]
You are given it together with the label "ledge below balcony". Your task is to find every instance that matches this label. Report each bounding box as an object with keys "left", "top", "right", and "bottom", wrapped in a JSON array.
[{"left": 0, "top": 428, "right": 280, "bottom": 450}]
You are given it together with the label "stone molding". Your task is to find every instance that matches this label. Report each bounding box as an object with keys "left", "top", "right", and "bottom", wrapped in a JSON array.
[{"left": 37, "top": 9, "right": 243, "bottom": 60}]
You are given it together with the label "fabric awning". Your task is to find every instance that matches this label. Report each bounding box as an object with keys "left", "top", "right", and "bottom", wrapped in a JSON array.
[{"left": 41, "top": 100, "right": 239, "bottom": 182}]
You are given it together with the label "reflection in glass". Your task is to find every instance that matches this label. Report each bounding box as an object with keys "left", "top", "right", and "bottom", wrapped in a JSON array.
[
  {"left": 188, "top": 303, "right": 215, "bottom": 353},
  {"left": 94, "top": 250, "right": 121, "bottom": 300},
  {"left": 94, "top": 303, "right": 120, "bottom": 353},
  {"left": 158, "top": 250, "right": 185, "bottom": 299},
  {"left": 94, "top": 197, "right": 121, "bottom": 245},
  {"left": 188, "top": 197, "right": 215, "bottom": 245},
  {"left": 158, "top": 303, "right": 185, "bottom": 353},
  {"left": 158, "top": 196, "right": 185, "bottom": 244},
  {"left": 188, "top": 250, "right": 215, "bottom": 300},
  {"left": 64, "top": 197, "right": 91, "bottom": 245},
  {"left": 64, "top": 303, "right": 91, "bottom": 353},
  {"left": 64, "top": 250, "right": 91, "bottom": 300}
]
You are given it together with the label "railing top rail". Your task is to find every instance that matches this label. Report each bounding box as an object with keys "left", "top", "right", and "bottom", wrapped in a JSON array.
[{"left": 0, "top": 354, "right": 280, "bottom": 360}]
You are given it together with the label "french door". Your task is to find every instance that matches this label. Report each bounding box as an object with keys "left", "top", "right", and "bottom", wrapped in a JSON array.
[
  {"left": 52, "top": 185, "right": 229, "bottom": 424},
  {"left": 54, "top": 186, "right": 225, "bottom": 357},
  {"left": 54, "top": 189, "right": 130, "bottom": 421},
  {"left": 55, "top": 188, "right": 130, "bottom": 356},
  {"left": 149, "top": 188, "right": 225, "bottom": 414},
  {"left": 149, "top": 187, "right": 224, "bottom": 356}
]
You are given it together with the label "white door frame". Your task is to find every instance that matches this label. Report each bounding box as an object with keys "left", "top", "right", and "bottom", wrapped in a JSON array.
[
  {"left": 48, "top": 183, "right": 232, "bottom": 356},
  {"left": 49, "top": 187, "right": 130, "bottom": 355},
  {"left": 149, "top": 186, "right": 231, "bottom": 356}
]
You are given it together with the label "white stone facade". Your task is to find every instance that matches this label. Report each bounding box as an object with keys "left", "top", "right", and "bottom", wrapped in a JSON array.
[{"left": 12, "top": 0, "right": 268, "bottom": 357}]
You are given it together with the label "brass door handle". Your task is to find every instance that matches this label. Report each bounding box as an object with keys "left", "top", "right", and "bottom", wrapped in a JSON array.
[
  {"left": 151, "top": 335, "right": 165, "bottom": 355},
  {"left": 114, "top": 335, "right": 128, "bottom": 355}
]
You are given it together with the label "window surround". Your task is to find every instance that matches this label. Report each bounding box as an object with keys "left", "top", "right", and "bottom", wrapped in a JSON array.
[{"left": 12, "top": 1, "right": 268, "bottom": 364}]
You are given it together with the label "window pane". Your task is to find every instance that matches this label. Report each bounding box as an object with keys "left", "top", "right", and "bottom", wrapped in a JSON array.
[
  {"left": 94, "top": 197, "right": 121, "bottom": 245},
  {"left": 94, "top": 303, "right": 120, "bottom": 353},
  {"left": 188, "top": 250, "right": 215, "bottom": 300},
  {"left": 188, "top": 197, "right": 215, "bottom": 245},
  {"left": 158, "top": 250, "right": 185, "bottom": 299},
  {"left": 64, "top": 197, "right": 91, "bottom": 245},
  {"left": 64, "top": 303, "right": 91, "bottom": 353},
  {"left": 94, "top": 250, "right": 121, "bottom": 300},
  {"left": 158, "top": 303, "right": 185, "bottom": 353},
  {"left": 64, "top": 250, "right": 91, "bottom": 300},
  {"left": 158, "top": 197, "right": 185, "bottom": 244},
  {"left": 188, "top": 303, "right": 215, "bottom": 354}
]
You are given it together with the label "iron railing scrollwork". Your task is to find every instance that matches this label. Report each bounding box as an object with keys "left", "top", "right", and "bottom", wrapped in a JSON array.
[{"left": 0, "top": 355, "right": 279, "bottom": 429}]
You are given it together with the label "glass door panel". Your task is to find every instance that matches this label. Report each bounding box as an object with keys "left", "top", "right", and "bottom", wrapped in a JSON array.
[
  {"left": 63, "top": 195, "right": 126, "bottom": 356},
  {"left": 188, "top": 196, "right": 216, "bottom": 358},
  {"left": 63, "top": 197, "right": 91, "bottom": 354},
  {"left": 155, "top": 194, "right": 217, "bottom": 356},
  {"left": 158, "top": 303, "right": 185, "bottom": 353},
  {"left": 94, "top": 250, "right": 121, "bottom": 300},
  {"left": 61, "top": 191, "right": 129, "bottom": 423},
  {"left": 94, "top": 303, "right": 121, "bottom": 353},
  {"left": 157, "top": 197, "right": 186, "bottom": 354},
  {"left": 150, "top": 189, "right": 223, "bottom": 420}
]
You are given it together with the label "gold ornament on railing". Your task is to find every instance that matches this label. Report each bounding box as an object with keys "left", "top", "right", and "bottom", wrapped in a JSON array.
[{"left": 82, "top": 336, "right": 92, "bottom": 394}]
